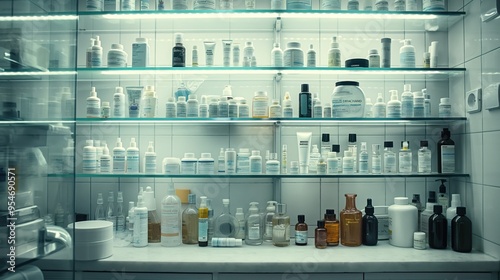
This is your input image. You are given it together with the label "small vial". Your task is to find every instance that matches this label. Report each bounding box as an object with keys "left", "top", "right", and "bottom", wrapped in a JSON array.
[
  {"left": 368, "top": 49, "right": 380, "bottom": 68},
  {"left": 414, "top": 232, "right": 426, "bottom": 250},
  {"left": 289, "top": 161, "right": 299, "bottom": 174}
]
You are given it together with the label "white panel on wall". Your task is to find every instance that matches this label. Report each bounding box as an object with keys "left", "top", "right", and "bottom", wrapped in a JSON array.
[
  {"left": 481, "top": 47, "right": 500, "bottom": 132},
  {"left": 483, "top": 131, "right": 500, "bottom": 187},
  {"left": 481, "top": 0, "right": 500, "bottom": 55}
]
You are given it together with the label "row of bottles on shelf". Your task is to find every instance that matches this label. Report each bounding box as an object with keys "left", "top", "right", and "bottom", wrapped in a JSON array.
[
  {"left": 80, "top": 128, "right": 455, "bottom": 175},
  {"left": 87, "top": 83, "right": 452, "bottom": 120},
  {"left": 86, "top": 0, "right": 446, "bottom": 12},
  {"left": 87, "top": 33, "right": 440, "bottom": 69},
  {"left": 94, "top": 186, "right": 470, "bottom": 252}
]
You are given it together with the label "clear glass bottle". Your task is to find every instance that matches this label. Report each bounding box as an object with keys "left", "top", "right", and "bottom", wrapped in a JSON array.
[
  {"left": 324, "top": 209, "right": 339, "bottom": 246},
  {"left": 315, "top": 220, "right": 328, "bottom": 249},
  {"left": 198, "top": 196, "right": 209, "bottom": 247},
  {"left": 214, "top": 199, "right": 238, "bottom": 238},
  {"left": 245, "top": 202, "right": 263, "bottom": 245},
  {"left": 340, "top": 193, "right": 362, "bottom": 247},
  {"left": 207, "top": 198, "right": 215, "bottom": 245},
  {"left": 371, "top": 144, "right": 382, "bottom": 174},
  {"left": 294, "top": 214, "right": 308, "bottom": 246},
  {"left": 272, "top": 203, "right": 290, "bottom": 247},
  {"left": 263, "top": 201, "right": 277, "bottom": 242},
  {"left": 106, "top": 191, "right": 116, "bottom": 229},
  {"left": 95, "top": 193, "right": 105, "bottom": 220},
  {"left": 383, "top": 141, "right": 397, "bottom": 173},
  {"left": 398, "top": 141, "right": 412, "bottom": 173},
  {"left": 418, "top": 140, "right": 432, "bottom": 173},
  {"left": 116, "top": 191, "right": 126, "bottom": 235},
  {"left": 358, "top": 142, "right": 369, "bottom": 174},
  {"left": 182, "top": 194, "right": 198, "bottom": 244}
]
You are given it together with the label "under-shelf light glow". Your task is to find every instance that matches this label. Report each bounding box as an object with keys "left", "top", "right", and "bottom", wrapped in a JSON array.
[
  {"left": 100, "top": 69, "right": 274, "bottom": 75},
  {"left": 0, "top": 15, "right": 78, "bottom": 21},
  {"left": 284, "top": 12, "right": 438, "bottom": 20},
  {"left": 0, "top": 71, "right": 76, "bottom": 76},
  {"left": 102, "top": 12, "right": 279, "bottom": 19}
]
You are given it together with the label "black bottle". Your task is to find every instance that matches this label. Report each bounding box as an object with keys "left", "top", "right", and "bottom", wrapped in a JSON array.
[
  {"left": 172, "top": 33, "right": 186, "bottom": 67},
  {"left": 362, "top": 198, "right": 378, "bottom": 246},
  {"left": 298, "top": 84, "right": 312, "bottom": 118},
  {"left": 452, "top": 206, "right": 472, "bottom": 253},
  {"left": 437, "top": 128, "right": 455, "bottom": 173},
  {"left": 428, "top": 204, "right": 447, "bottom": 249}
]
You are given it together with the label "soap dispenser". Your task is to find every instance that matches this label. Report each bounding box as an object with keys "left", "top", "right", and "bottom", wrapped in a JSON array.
[{"left": 436, "top": 179, "right": 449, "bottom": 212}]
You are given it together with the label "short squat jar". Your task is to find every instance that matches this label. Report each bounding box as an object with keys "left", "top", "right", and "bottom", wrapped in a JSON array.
[
  {"left": 283, "top": 42, "right": 304, "bottom": 67},
  {"left": 107, "top": 43, "right": 127, "bottom": 67},
  {"left": 286, "top": 0, "right": 312, "bottom": 10}
]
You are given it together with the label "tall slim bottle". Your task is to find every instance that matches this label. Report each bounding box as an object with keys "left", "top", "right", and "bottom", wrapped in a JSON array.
[
  {"left": 106, "top": 192, "right": 116, "bottom": 229},
  {"left": 263, "top": 201, "right": 277, "bottom": 242},
  {"left": 324, "top": 209, "right": 339, "bottom": 246},
  {"left": 246, "top": 202, "right": 263, "bottom": 245},
  {"left": 428, "top": 204, "right": 447, "bottom": 249},
  {"left": 172, "top": 33, "right": 186, "bottom": 67},
  {"left": 362, "top": 198, "right": 378, "bottom": 246},
  {"left": 340, "top": 194, "right": 362, "bottom": 246},
  {"left": 272, "top": 203, "right": 290, "bottom": 247},
  {"left": 198, "top": 196, "right": 209, "bottom": 247},
  {"left": 298, "top": 84, "right": 312, "bottom": 118},
  {"left": 116, "top": 192, "right": 126, "bottom": 236},
  {"left": 95, "top": 193, "right": 105, "bottom": 220},
  {"left": 182, "top": 194, "right": 198, "bottom": 244},
  {"left": 133, "top": 195, "right": 148, "bottom": 247},
  {"left": 207, "top": 198, "right": 215, "bottom": 245},
  {"left": 451, "top": 206, "right": 472, "bottom": 253},
  {"left": 383, "top": 141, "right": 397, "bottom": 173},
  {"left": 161, "top": 184, "right": 181, "bottom": 247},
  {"left": 437, "top": 128, "right": 455, "bottom": 173}
]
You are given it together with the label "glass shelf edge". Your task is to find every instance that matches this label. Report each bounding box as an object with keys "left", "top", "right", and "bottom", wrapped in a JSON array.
[{"left": 65, "top": 173, "right": 469, "bottom": 178}]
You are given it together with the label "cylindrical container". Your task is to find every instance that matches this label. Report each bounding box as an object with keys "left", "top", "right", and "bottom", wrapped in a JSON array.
[
  {"left": 107, "top": 44, "right": 127, "bottom": 67},
  {"left": 163, "top": 157, "right": 180, "bottom": 174},
  {"left": 249, "top": 150, "right": 262, "bottom": 174},
  {"left": 388, "top": 197, "right": 418, "bottom": 248},
  {"left": 198, "top": 153, "right": 214, "bottom": 174},
  {"left": 289, "top": 161, "right": 299, "bottom": 174},
  {"left": 321, "top": 0, "right": 341, "bottom": 10},
  {"left": 340, "top": 194, "right": 362, "bottom": 247},
  {"left": 413, "top": 232, "right": 426, "bottom": 250},
  {"left": 331, "top": 81, "right": 366, "bottom": 118},
  {"left": 193, "top": 0, "right": 216, "bottom": 9},
  {"left": 375, "top": 0, "right": 389, "bottom": 10},
  {"left": 423, "top": 0, "right": 445, "bottom": 11},
  {"left": 315, "top": 220, "right": 328, "bottom": 249},
  {"left": 132, "top": 38, "right": 149, "bottom": 67},
  {"left": 374, "top": 206, "right": 389, "bottom": 240},
  {"left": 368, "top": 49, "right": 380, "bottom": 68},
  {"left": 286, "top": 0, "right": 312, "bottom": 9},
  {"left": 181, "top": 153, "right": 197, "bottom": 174},
  {"left": 439, "top": 97, "right": 451, "bottom": 117},
  {"left": 252, "top": 91, "right": 269, "bottom": 118},
  {"left": 381, "top": 38, "right": 391, "bottom": 68},
  {"left": 283, "top": 42, "right": 304, "bottom": 67},
  {"left": 211, "top": 237, "right": 243, "bottom": 247},
  {"left": 225, "top": 148, "right": 237, "bottom": 174},
  {"left": 236, "top": 148, "right": 251, "bottom": 174}
]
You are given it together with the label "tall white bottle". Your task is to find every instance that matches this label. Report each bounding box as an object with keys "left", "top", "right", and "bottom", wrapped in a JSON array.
[
  {"left": 113, "top": 86, "right": 126, "bottom": 118},
  {"left": 328, "top": 36, "right": 341, "bottom": 67},
  {"left": 307, "top": 44, "right": 316, "bottom": 67},
  {"left": 388, "top": 197, "right": 418, "bottom": 248},
  {"left": 112, "top": 137, "right": 126, "bottom": 173},
  {"left": 372, "top": 93, "right": 386, "bottom": 118},
  {"left": 133, "top": 195, "right": 148, "bottom": 247},
  {"left": 400, "top": 84, "right": 414, "bottom": 118},
  {"left": 144, "top": 141, "right": 156, "bottom": 174},
  {"left": 386, "top": 90, "right": 402, "bottom": 118},
  {"left": 83, "top": 140, "right": 97, "bottom": 173},
  {"left": 87, "top": 87, "right": 101, "bottom": 118},
  {"left": 91, "top": 35, "right": 103, "bottom": 67},
  {"left": 100, "top": 142, "right": 112, "bottom": 173},
  {"left": 141, "top": 85, "right": 157, "bottom": 118},
  {"left": 161, "top": 184, "right": 182, "bottom": 247},
  {"left": 400, "top": 39, "right": 416, "bottom": 68},
  {"left": 271, "top": 43, "right": 283, "bottom": 67},
  {"left": 126, "top": 138, "right": 140, "bottom": 173},
  {"left": 446, "top": 193, "right": 461, "bottom": 247}
]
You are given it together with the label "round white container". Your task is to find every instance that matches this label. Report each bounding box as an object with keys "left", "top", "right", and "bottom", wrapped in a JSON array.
[
  {"left": 74, "top": 238, "right": 113, "bottom": 260},
  {"left": 107, "top": 43, "right": 127, "bottom": 67},
  {"left": 68, "top": 220, "right": 113, "bottom": 243},
  {"left": 283, "top": 42, "right": 304, "bottom": 67},
  {"left": 331, "top": 81, "right": 366, "bottom": 118},
  {"left": 388, "top": 197, "right": 418, "bottom": 248},
  {"left": 181, "top": 153, "right": 197, "bottom": 174},
  {"left": 163, "top": 157, "right": 181, "bottom": 174}
]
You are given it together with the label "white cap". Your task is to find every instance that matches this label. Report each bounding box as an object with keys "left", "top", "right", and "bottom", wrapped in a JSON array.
[
  {"left": 414, "top": 90, "right": 423, "bottom": 97},
  {"left": 145, "top": 85, "right": 155, "bottom": 92},
  {"left": 369, "top": 49, "right": 378, "bottom": 55},
  {"left": 143, "top": 186, "right": 156, "bottom": 210},
  {"left": 200, "top": 153, "right": 212, "bottom": 159},
  {"left": 273, "top": 43, "right": 280, "bottom": 48},
  {"left": 86, "top": 139, "right": 94, "bottom": 146},
  {"left": 102, "top": 101, "right": 110, "bottom": 107},
  {"left": 312, "top": 145, "right": 319, "bottom": 153},
  {"left": 102, "top": 143, "right": 109, "bottom": 155},
  {"left": 188, "top": 94, "right": 197, "bottom": 100},
  {"left": 183, "top": 152, "right": 195, "bottom": 159},
  {"left": 251, "top": 150, "right": 260, "bottom": 156},
  {"left": 201, "top": 95, "right": 207, "bottom": 104},
  {"left": 111, "top": 43, "right": 123, "bottom": 50},
  {"left": 266, "top": 201, "right": 277, "bottom": 211},
  {"left": 115, "top": 87, "right": 123, "bottom": 93},
  {"left": 97, "top": 193, "right": 103, "bottom": 204},
  {"left": 404, "top": 84, "right": 411, "bottom": 92},
  {"left": 248, "top": 202, "right": 259, "bottom": 214},
  {"left": 223, "top": 85, "right": 232, "bottom": 96},
  {"left": 235, "top": 208, "right": 244, "bottom": 219},
  {"left": 129, "top": 137, "right": 137, "bottom": 148},
  {"left": 440, "top": 97, "right": 450, "bottom": 105},
  {"left": 222, "top": 199, "right": 229, "bottom": 205},
  {"left": 94, "top": 36, "right": 101, "bottom": 46},
  {"left": 94, "top": 140, "right": 101, "bottom": 147},
  {"left": 394, "top": 197, "right": 409, "bottom": 205},
  {"left": 344, "top": 150, "right": 353, "bottom": 157},
  {"left": 90, "top": 87, "right": 97, "bottom": 97},
  {"left": 175, "top": 33, "right": 183, "bottom": 44},
  {"left": 390, "top": 90, "right": 399, "bottom": 100},
  {"left": 328, "top": 152, "right": 337, "bottom": 158},
  {"left": 360, "top": 142, "right": 367, "bottom": 150},
  {"left": 147, "top": 141, "right": 154, "bottom": 153},
  {"left": 116, "top": 137, "right": 122, "bottom": 147},
  {"left": 178, "top": 96, "right": 186, "bottom": 102},
  {"left": 136, "top": 37, "right": 148, "bottom": 43},
  {"left": 414, "top": 231, "right": 426, "bottom": 239},
  {"left": 376, "top": 93, "right": 384, "bottom": 102},
  {"left": 332, "top": 36, "right": 339, "bottom": 48}
]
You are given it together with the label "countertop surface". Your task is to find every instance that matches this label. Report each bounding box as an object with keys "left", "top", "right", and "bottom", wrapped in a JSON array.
[{"left": 34, "top": 239, "right": 500, "bottom": 274}]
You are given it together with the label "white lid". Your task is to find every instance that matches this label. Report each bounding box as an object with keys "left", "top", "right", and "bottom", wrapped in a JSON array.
[
  {"left": 223, "top": 85, "right": 232, "bottom": 96},
  {"left": 240, "top": 99, "right": 247, "bottom": 104},
  {"left": 254, "top": 91, "right": 267, "bottom": 96},
  {"left": 115, "top": 87, "right": 123, "bottom": 93},
  {"left": 404, "top": 84, "right": 411, "bottom": 92},
  {"left": 167, "top": 96, "right": 175, "bottom": 102},
  {"left": 68, "top": 220, "right": 113, "bottom": 243},
  {"left": 390, "top": 90, "right": 399, "bottom": 100},
  {"left": 402, "top": 39, "right": 412, "bottom": 45},
  {"left": 235, "top": 208, "right": 244, "bottom": 219},
  {"left": 200, "top": 153, "right": 212, "bottom": 159},
  {"left": 147, "top": 141, "right": 154, "bottom": 152},
  {"left": 239, "top": 148, "right": 250, "bottom": 153},
  {"left": 369, "top": 49, "right": 378, "bottom": 55},
  {"left": 440, "top": 97, "right": 450, "bottom": 104},
  {"left": 251, "top": 150, "right": 261, "bottom": 156},
  {"left": 376, "top": 93, "right": 384, "bottom": 102},
  {"left": 111, "top": 43, "right": 123, "bottom": 50},
  {"left": 175, "top": 33, "right": 183, "bottom": 44},
  {"left": 414, "top": 232, "right": 426, "bottom": 239},
  {"left": 164, "top": 157, "right": 181, "bottom": 165},
  {"left": 249, "top": 202, "right": 259, "bottom": 213},
  {"left": 116, "top": 137, "right": 122, "bottom": 147},
  {"left": 394, "top": 197, "right": 409, "bottom": 205},
  {"left": 200, "top": 196, "right": 207, "bottom": 208},
  {"left": 129, "top": 137, "right": 137, "bottom": 148},
  {"left": 273, "top": 43, "right": 280, "bottom": 48},
  {"left": 331, "top": 36, "right": 339, "bottom": 48},
  {"left": 94, "top": 36, "right": 101, "bottom": 46},
  {"left": 145, "top": 85, "right": 155, "bottom": 92},
  {"left": 94, "top": 140, "right": 101, "bottom": 147},
  {"left": 86, "top": 139, "right": 94, "bottom": 146},
  {"left": 272, "top": 99, "right": 280, "bottom": 105},
  {"left": 328, "top": 152, "right": 337, "bottom": 158},
  {"left": 188, "top": 94, "right": 197, "bottom": 100},
  {"left": 414, "top": 90, "right": 423, "bottom": 97},
  {"left": 360, "top": 142, "right": 367, "bottom": 150},
  {"left": 136, "top": 37, "right": 148, "bottom": 43},
  {"left": 344, "top": 150, "right": 353, "bottom": 157},
  {"left": 102, "top": 101, "right": 110, "bottom": 107},
  {"left": 222, "top": 198, "right": 230, "bottom": 205},
  {"left": 183, "top": 152, "right": 196, "bottom": 159},
  {"left": 90, "top": 87, "right": 97, "bottom": 97},
  {"left": 178, "top": 96, "right": 186, "bottom": 102},
  {"left": 312, "top": 145, "right": 319, "bottom": 153},
  {"left": 102, "top": 143, "right": 109, "bottom": 155},
  {"left": 374, "top": 205, "right": 388, "bottom": 215},
  {"left": 143, "top": 186, "right": 156, "bottom": 210},
  {"left": 266, "top": 201, "right": 277, "bottom": 211},
  {"left": 287, "top": 41, "right": 301, "bottom": 48}
]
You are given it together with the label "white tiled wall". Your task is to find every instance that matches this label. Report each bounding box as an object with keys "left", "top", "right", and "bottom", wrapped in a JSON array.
[{"left": 448, "top": 0, "right": 500, "bottom": 260}]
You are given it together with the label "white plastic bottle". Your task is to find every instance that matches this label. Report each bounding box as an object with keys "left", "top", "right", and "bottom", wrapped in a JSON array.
[
  {"left": 100, "top": 142, "right": 112, "bottom": 173},
  {"left": 166, "top": 97, "right": 177, "bottom": 118},
  {"left": 386, "top": 90, "right": 402, "bottom": 118},
  {"left": 271, "top": 43, "right": 283, "bottom": 67},
  {"left": 177, "top": 96, "right": 187, "bottom": 118},
  {"left": 228, "top": 99, "right": 238, "bottom": 118},
  {"left": 342, "top": 150, "right": 355, "bottom": 174},
  {"left": 401, "top": 84, "right": 414, "bottom": 118},
  {"left": 372, "top": 93, "right": 386, "bottom": 118},
  {"left": 413, "top": 90, "right": 425, "bottom": 118},
  {"left": 199, "top": 95, "right": 209, "bottom": 118},
  {"left": 191, "top": 45, "right": 199, "bottom": 67},
  {"left": 265, "top": 153, "right": 280, "bottom": 175},
  {"left": 87, "top": 87, "right": 101, "bottom": 118},
  {"left": 307, "top": 44, "right": 316, "bottom": 67},
  {"left": 133, "top": 195, "right": 148, "bottom": 247},
  {"left": 220, "top": 0, "right": 233, "bottom": 9},
  {"left": 181, "top": 153, "right": 198, "bottom": 174},
  {"left": 83, "top": 140, "right": 97, "bottom": 173},
  {"left": 113, "top": 137, "right": 126, "bottom": 173},
  {"left": 238, "top": 99, "right": 250, "bottom": 117},
  {"left": 236, "top": 148, "right": 251, "bottom": 174},
  {"left": 400, "top": 39, "right": 416, "bottom": 68},
  {"left": 446, "top": 194, "right": 461, "bottom": 247},
  {"left": 328, "top": 36, "right": 341, "bottom": 67},
  {"left": 394, "top": 0, "right": 405, "bottom": 11},
  {"left": 91, "top": 36, "right": 103, "bottom": 67},
  {"left": 198, "top": 153, "right": 215, "bottom": 174},
  {"left": 235, "top": 208, "right": 245, "bottom": 240},
  {"left": 388, "top": 197, "right": 418, "bottom": 248},
  {"left": 327, "top": 152, "right": 339, "bottom": 174},
  {"left": 364, "top": 98, "right": 373, "bottom": 118},
  {"left": 252, "top": 91, "right": 269, "bottom": 118},
  {"left": 144, "top": 141, "right": 156, "bottom": 174},
  {"left": 112, "top": 86, "right": 126, "bottom": 118},
  {"left": 439, "top": 98, "right": 451, "bottom": 117},
  {"left": 107, "top": 43, "right": 127, "bottom": 68},
  {"left": 368, "top": 49, "right": 380, "bottom": 68},
  {"left": 187, "top": 94, "right": 199, "bottom": 118},
  {"left": 249, "top": 150, "right": 262, "bottom": 174},
  {"left": 375, "top": 0, "right": 389, "bottom": 10},
  {"left": 309, "top": 145, "right": 321, "bottom": 173},
  {"left": 218, "top": 97, "right": 229, "bottom": 118},
  {"left": 358, "top": 142, "right": 369, "bottom": 174},
  {"left": 313, "top": 99, "right": 323, "bottom": 118},
  {"left": 132, "top": 37, "right": 150, "bottom": 67},
  {"left": 225, "top": 148, "right": 236, "bottom": 174},
  {"left": 233, "top": 43, "right": 240, "bottom": 66},
  {"left": 418, "top": 140, "right": 431, "bottom": 173},
  {"left": 141, "top": 85, "right": 157, "bottom": 118},
  {"left": 423, "top": 89, "right": 431, "bottom": 117},
  {"left": 268, "top": 99, "right": 282, "bottom": 118},
  {"left": 86, "top": 38, "right": 95, "bottom": 67},
  {"left": 282, "top": 92, "right": 293, "bottom": 118},
  {"left": 126, "top": 138, "right": 140, "bottom": 173},
  {"left": 94, "top": 140, "right": 103, "bottom": 173}
]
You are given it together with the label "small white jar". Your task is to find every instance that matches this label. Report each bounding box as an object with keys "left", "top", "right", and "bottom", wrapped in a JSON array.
[
  {"left": 413, "top": 232, "right": 427, "bottom": 250},
  {"left": 368, "top": 49, "right": 380, "bottom": 68},
  {"left": 181, "top": 153, "right": 197, "bottom": 174},
  {"left": 283, "top": 42, "right": 304, "bottom": 67},
  {"left": 331, "top": 81, "right": 366, "bottom": 118},
  {"left": 163, "top": 157, "right": 180, "bottom": 174},
  {"left": 107, "top": 43, "right": 127, "bottom": 67},
  {"left": 198, "top": 153, "right": 214, "bottom": 174},
  {"left": 439, "top": 97, "right": 451, "bottom": 118}
]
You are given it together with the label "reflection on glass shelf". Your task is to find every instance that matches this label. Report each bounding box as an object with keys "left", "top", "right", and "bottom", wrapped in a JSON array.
[
  {"left": 0, "top": 14, "right": 77, "bottom": 21},
  {"left": 75, "top": 117, "right": 466, "bottom": 124},
  {"left": 0, "top": 69, "right": 76, "bottom": 77}
]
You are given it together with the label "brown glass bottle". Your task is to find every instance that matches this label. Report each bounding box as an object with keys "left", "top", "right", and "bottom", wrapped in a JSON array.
[
  {"left": 324, "top": 209, "right": 339, "bottom": 246},
  {"left": 452, "top": 207, "right": 472, "bottom": 253},
  {"left": 315, "top": 220, "right": 327, "bottom": 249},
  {"left": 295, "top": 214, "right": 308, "bottom": 246},
  {"left": 340, "top": 193, "right": 362, "bottom": 247}
]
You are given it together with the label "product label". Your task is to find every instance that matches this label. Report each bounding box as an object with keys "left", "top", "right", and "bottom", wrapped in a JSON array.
[
  {"left": 266, "top": 162, "right": 280, "bottom": 174},
  {"left": 194, "top": 0, "right": 215, "bottom": 9},
  {"left": 342, "top": 159, "right": 354, "bottom": 174},
  {"left": 133, "top": 211, "right": 147, "bottom": 246},
  {"left": 141, "top": 0, "right": 150, "bottom": 9},
  {"left": 228, "top": 104, "right": 238, "bottom": 117},
  {"left": 375, "top": 1, "right": 389, "bottom": 11},
  {"left": 142, "top": 97, "right": 157, "bottom": 118},
  {"left": 272, "top": 224, "right": 290, "bottom": 241},
  {"left": 199, "top": 105, "right": 208, "bottom": 118},
  {"left": 86, "top": 0, "right": 103, "bottom": 10},
  {"left": 331, "top": 89, "right": 364, "bottom": 118},
  {"left": 252, "top": 100, "right": 268, "bottom": 117},
  {"left": 386, "top": 104, "right": 401, "bottom": 118},
  {"left": 313, "top": 106, "right": 322, "bottom": 118},
  {"left": 122, "top": 0, "right": 136, "bottom": 10},
  {"left": 100, "top": 157, "right": 111, "bottom": 173},
  {"left": 317, "top": 163, "right": 327, "bottom": 174},
  {"left": 359, "top": 153, "right": 369, "bottom": 173},
  {"left": 209, "top": 104, "right": 218, "bottom": 118},
  {"left": 108, "top": 52, "right": 127, "bottom": 67},
  {"left": 414, "top": 106, "right": 425, "bottom": 118},
  {"left": 328, "top": 51, "right": 341, "bottom": 67},
  {"left": 286, "top": 0, "right": 312, "bottom": 9},
  {"left": 220, "top": 0, "right": 233, "bottom": 9},
  {"left": 394, "top": 0, "right": 405, "bottom": 10},
  {"left": 371, "top": 157, "right": 381, "bottom": 174},
  {"left": 283, "top": 107, "right": 293, "bottom": 118},
  {"left": 327, "top": 159, "right": 339, "bottom": 174},
  {"left": 384, "top": 154, "right": 396, "bottom": 173},
  {"left": 113, "top": 151, "right": 126, "bottom": 173},
  {"left": 398, "top": 152, "right": 412, "bottom": 173},
  {"left": 165, "top": 164, "right": 180, "bottom": 174},
  {"left": 172, "top": 0, "right": 188, "bottom": 9},
  {"left": 307, "top": 51, "right": 316, "bottom": 67},
  {"left": 226, "top": 160, "right": 235, "bottom": 174},
  {"left": 423, "top": 0, "right": 445, "bottom": 11},
  {"left": 283, "top": 49, "right": 304, "bottom": 67},
  {"left": 236, "top": 155, "right": 250, "bottom": 174},
  {"left": 83, "top": 150, "right": 96, "bottom": 173},
  {"left": 198, "top": 218, "right": 208, "bottom": 242},
  {"left": 295, "top": 230, "right": 308, "bottom": 244},
  {"left": 181, "top": 161, "right": 197, "bottom": 174},
  {"left": 145, "top": 155, "right": 156, "bottom": 173},
  {"left": 87, "top": 100, "right": 101, "bottom": 117},
  {"left": 347, "top": 1, "right": 359, "bottom": 10},
  {"left": 439, "top": 105, "right": 451, "bottom": 117},
  {"left": 198, "top": 161, "right": 214, "bottom": 174},
  {"left": 440, "top": 145, "right": 455, "bottom": 173},
  {"left": 126, "top": 150, "right": 140, "bottom": 173},
  {"left": 132, "top": 43, "right": 149, "bottom": 67},
  {"left": 418, "top": 152, "right": 431, "bottom": 173},
  {"left": 272, "top": 50, "right": 283, "bottom": 67},
  {"left": 248, "top": 224, "right": 260, "bottom": 240},
  {"left": 401, "top": 97, "right": 414, "bottom": 118},
  {"left": 400, "top": 52, "right": 416, "bottom": 68},
  {"left": 321, "top": 0, "right": 341, "bottom": 10},
  {"left": 378, "top": 216, "right": 389, "bottom": 239},
  {"left": 177, "top": 103, "right": 187, "bottom": 117},
  {"left": 238, "top": 106, "right": 249, "bottom": 118},
  {"left": 113, "top": 96, "right": 125, "bottom": 117},
  {"left": 161, "top": 204, "right": 180, "bottom": 241},
  {"left": 250, "top": 159, "right": 262, "bottom": 173},
  {"left": 165, "top": 104, "right": 176, "bottom": 118},
  {"left": 172, "top": 47, "right": 186, "bottom": 67},
  {"left": 91, "top": 50, "right": 102, "bottom": 67},
  {"left": 369, "top": 55, "right": 380, "bottom": 67},
  {"left": 218, "top": 104, "right": 229, "bottom": 117}
]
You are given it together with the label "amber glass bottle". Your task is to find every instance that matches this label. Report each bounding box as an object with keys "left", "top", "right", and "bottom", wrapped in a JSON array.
[
  {"left": 315, "top": 220, "right": 327, "bottom": 249},
  {"left": 324, "top": 209, "right": 339, "bottom": 246},
  {"left": 340, "top": 193, "right": 362, "bottom": 246},
  {"left": 295, "top": 214, "right": 308, "bottom": 246}
]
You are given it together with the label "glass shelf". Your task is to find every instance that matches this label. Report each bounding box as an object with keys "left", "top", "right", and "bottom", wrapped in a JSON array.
[
  {"left": 76, "top": 67, "right": 465, "bottom": 82},
  {"left": 75, "top": 117, "right": 466, "bottom": 125},
  {"left": 0, "top": 14, "right": 77, "bottom": 21},
  {"left": 0, "top": 69, "right": 77, "bottom": 80},
  {"left": 68, "top": 173, "right": 469, "bottom": 179}
]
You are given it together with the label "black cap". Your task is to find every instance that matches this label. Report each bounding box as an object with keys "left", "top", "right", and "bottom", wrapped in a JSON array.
[
  {"left": 441, "top": 128, "right": 451, "bottom": 138},
  {"left": 325, "top": 209, "right": 336, "bottom": 220},
  {"left": 436, "top": 179, "right": 447, "bottom": 194},
  {"left": 298, "top": 214, "right": 305, "bottom": 223},
  {"left": 433, "top": 204, "right": 443, "bottom": 214},
  {"left": 456, "top": 206, "right": 466, "bottom": 216},
  {"left": 349, "top": 134, "right": 357, "bottom": 143},
  {"left": 412, "top": 194, "right": 421, "bottom": 204},
  {"left": 365, "top": 198, "right": 374, "bottom": 215},
  {"left": 332, "top": 144, "right": 340, "bottom": 153},
  {"left": 317, "top": 220, "right": 325, "bottom": 227},
  {"left": 384, "top": 141, "right": 393, "bottom": 148},
  {"left": 420, "top": 140, "right": 428, "bottom": 147},
  {"left": 301, "top": 84, "right": 309, "bottom": 92},
  {"left": 322, "top": 133, "right": 330, "bottom": 142},
  {"left": 428, "top": 191, "right": 437, "bottom": 203},
  {"left": 336, "top": 81, "right": 360, "bottom": 86},
  {"left": 326, "top": 209, "right": 335, "bottom": 215}
]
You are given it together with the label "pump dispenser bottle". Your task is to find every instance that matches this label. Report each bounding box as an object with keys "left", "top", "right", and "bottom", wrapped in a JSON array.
[
  {"left": 428, "top": 205, "right": 447, "bottom": 249},
  {"left": 452, "top": 206, "right": 472, "bottom": 253},
  {"left": 246, "top": 202, "right": 263, "bottom": 245},
  {"left": 362, "top": 198, "right": 378, "bottom": 246},
  {"left": 387, "top": 90, "right": 402, "bottom": 118},
  {"left": 161, "top": 184, "right": 181, "bottom": 247},
  {"left": 401, "top": 84, "right": 414, "bottom": 118},
  {"left": 328, "top": 36, "right": 341, "bottom": 67},
  {"left": 182, "top": 194, "right": 198, "bottom": 244}
]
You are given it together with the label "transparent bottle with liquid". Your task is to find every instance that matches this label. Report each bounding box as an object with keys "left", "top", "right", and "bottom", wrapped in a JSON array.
[
  {"left": 263, "top": 201, "right": 277, "bottom": 242},
  {"left": 383, "top": 141, "right": 397, "bottom": 173},
  {"left": 95, "top": 193, "right": 105, "bottom": 220},
  {"left": 143, "top": 186, "right": 161, "bottom": 243},
  {"left": 106, "top": 192, "right": 116, "bottom": 229},
  {"left": 235, "top": 208, "right": 246, "bottom": 240},
  {"left": 182, "top": 194, "right": 198, "bottom": 244},
  {"left": 272, "top": 203, "right": 290, "bottom": 247},
  {"left": 214, "top": 199, "right": 238, "bottom": 238},
  {"left": 161, "top": 184, "right": 181, "bottom": 247},
  {"left": 246, "top": 202, "right": 263, "bottom": 245},
  {"left": 418, "top": 140, "right": 432, "bottom": 173},
  {"left": 207, "top": 199, "right": 215, "bottom": 245},
  {"left": 116, "top": 191, "right": 126, "bottom": 235},
  {"left": 398, "top": 141, "right": 412, "bottom": 173},
  {"left": 324, "top": 209, "right": 339, "bottom": 246},
  {"left": 358, "top": 142, "right": 369, "bottom": 174},
  {"left": 340, "top": 193, "right": 362, "bottom": 247},
  {"left": 371, "top": 144, "right": 382, "bottom": 174}
]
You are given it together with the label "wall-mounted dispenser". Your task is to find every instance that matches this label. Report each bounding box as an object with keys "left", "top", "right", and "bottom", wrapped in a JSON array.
[
  {"left": 484, "top": 83, "right": 500, "bottom": 110},
  {"left": 481, "top": 0, "right": 500, "bottom": 22}
]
